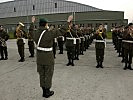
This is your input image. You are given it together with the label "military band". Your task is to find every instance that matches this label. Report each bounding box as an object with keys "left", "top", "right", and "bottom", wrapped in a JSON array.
[
  {"left": 112, "top": 23, "right": 133, "bottom": 70},
  {"left": 1, "top": 14, "right": 133, "bottom": 98}
]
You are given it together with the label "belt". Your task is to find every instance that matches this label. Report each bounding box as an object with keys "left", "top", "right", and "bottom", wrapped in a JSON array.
[
  {"left": 58, "top": 36, "right": 65, "bottom": 41},
  {"left": 122, "top": 40, "right": 133, "bottom": 43},
  {"left": 95, "top": 40, "right": 105, "bottom": 42},
  {"left": 66, "top": 37, "right": 76, "bottom": 44},
  {"left": 37, "top": 47, "right": 53, "bottom": 51},
  {"left": 80, "top": 37, "right": 85, "bottom": 41}
]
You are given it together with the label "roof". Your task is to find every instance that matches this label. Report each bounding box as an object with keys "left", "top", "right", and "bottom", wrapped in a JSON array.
[{"left": 0, "top": 0, "right": 103, "bottom": 18}]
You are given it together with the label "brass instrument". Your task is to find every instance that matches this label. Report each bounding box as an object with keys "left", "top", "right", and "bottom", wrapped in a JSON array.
[
  {"left": 97, "top": 28, "right": 104, "bottom": 39},
  {"left": 16, "top": 22, "right": 25, "bottom": 38},
  {"left": 129, "top": 28, "right": 133, "bottom": 38}
]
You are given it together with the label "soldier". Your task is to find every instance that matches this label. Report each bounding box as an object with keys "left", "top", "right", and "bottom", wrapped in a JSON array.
[
  {"left": 74, "top": 25, "right": 81, "bottom": 60},
  {"left": 57, "top": 25, "right": 65, "bottom": 54},
  {"left": 122, "top": 23, "right": 133, "bottom": 70},
  {"left": 16, "top": 22, "right": 27, "bottom": 62},
  {"left": 53, "top": 37, "right": 57, "bottom": 58},
  {"left": 0, "top": 25, "right": 9, "bottom": 60},
  {"left": 93, "top": 24, "right": 107, "bottom": 68},
  {"left": 79, "top": 27, "right": 85, "bottom": 55},
  {"left": 29, "top": 15, "right": 73, "bottom": 98},
  {"left": 65, "top": 22, "right": 77, "bottom": 66},
  {"left": 28, "top": 25, "right": 36, "bottom": 57}
]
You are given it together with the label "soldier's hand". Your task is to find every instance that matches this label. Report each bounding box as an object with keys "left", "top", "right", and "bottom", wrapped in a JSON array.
[
  {"left": 32, "top": 16, "right": 36, "bottom": 23},
  {"left": 67, "top": 15, "right": 73, "bottom": 23}
]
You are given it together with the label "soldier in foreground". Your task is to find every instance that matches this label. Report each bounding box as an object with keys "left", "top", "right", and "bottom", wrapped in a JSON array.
[
  {"left": 93, "top": 24, "right": 107, "bottom": 68},
  {"left": 29, "top": 15, "right": 73, "bottom": 98}
]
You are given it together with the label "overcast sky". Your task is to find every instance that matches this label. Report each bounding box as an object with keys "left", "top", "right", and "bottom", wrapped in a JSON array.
[{"left": 0, "top": 0, "right": 133, "bottom": 23}]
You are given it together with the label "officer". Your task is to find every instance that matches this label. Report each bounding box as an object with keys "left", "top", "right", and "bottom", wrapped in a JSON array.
[
  {"left": 29, "top": 15, "right": 73, "bottom": 98},
  {"left": 122, "top": 23, "right": 133, "bottom": 70},
  {"left": 0, "top": 25, "right": 9, "bottom": 60},
  {"left": 93, "top": 24, "right": 107, "bottom": 68},
  {"left": 16, "top": 22, "right": 27, "bottom": 62}
]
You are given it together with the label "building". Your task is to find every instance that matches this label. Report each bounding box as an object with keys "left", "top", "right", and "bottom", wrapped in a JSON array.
[{"left": 0, "top": 0, "right": 128, "bottom": 33}]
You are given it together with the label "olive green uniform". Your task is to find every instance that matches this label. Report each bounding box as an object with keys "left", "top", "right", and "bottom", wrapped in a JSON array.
[
  {"left": 122, "top": 30, "right": 133, "bottom": 70},
  {"left": 0, "top": 30, "right": 9, "bottom": 60},
  {"left": 16, "top": 30, "right": 27, "bottom": 61},
  {"left": 29, "top": 23, "right": 68, "bottom": 89},
  {"left": 65, "top": 27, "right": 77, "bottom": 66},
  {"left": 57, "top": 36, "right": 64, "bottom": 54},
  {"left": 28, "top": 28, "right": 35, "bottom": 57},
  {"left": 93, "top": 30, "right": 107, "bottom": 67}
]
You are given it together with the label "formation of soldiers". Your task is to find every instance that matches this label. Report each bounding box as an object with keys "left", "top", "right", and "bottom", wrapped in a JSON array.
[
  {"left": 112, "top": 23, "right": 133, "bottom": 70},
  {"left": 5, "top": 15, "right": 133, "bottom": 98}
]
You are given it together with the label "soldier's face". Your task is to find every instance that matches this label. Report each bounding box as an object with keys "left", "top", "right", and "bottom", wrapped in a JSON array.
[
  {"left": 75, "top": 25, "right": 78, "bottom": 29},
  {"left": 0, "top": 26, "right": 3, "bottom": 31}
]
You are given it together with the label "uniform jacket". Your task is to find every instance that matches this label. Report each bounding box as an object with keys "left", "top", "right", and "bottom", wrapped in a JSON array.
[
  {"left": 122, "top": 29, "right": 133, "bottom": 50},
  {"left": 93, "top": 29, "right": 107, "bottom": 49},
  {"left": 0, "top": 30, "right": 9, "bottom": 47},
  {"left": 29, "top": 23, "right": 68, "bottom": 65}
]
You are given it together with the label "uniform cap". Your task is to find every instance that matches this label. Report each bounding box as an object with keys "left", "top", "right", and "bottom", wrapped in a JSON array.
[
  {"left": 19, "top": 22, "right": 25, "bottom": 27},
  {"left": 39, "top": 18, "right": 48, "bottom": 23}
]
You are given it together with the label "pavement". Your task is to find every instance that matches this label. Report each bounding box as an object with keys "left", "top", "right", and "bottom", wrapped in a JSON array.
[{"left": 0, "top": 39, "right": 133, "bottom": 100}]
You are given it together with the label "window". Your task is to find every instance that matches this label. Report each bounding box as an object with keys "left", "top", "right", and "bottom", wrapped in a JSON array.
[
  {"left": 33, "top": 5, "right": 35, "bottom": 10},
  {"left": 14, "top": 7, "right": 16, "bottom": 12},
  {"left": 55, "top": 3, "right": 57, "bottom": 8}
]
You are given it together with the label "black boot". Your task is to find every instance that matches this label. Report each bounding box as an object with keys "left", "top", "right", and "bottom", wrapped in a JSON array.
[
  {"left": 123, "top": 63, "right": 128, "bottom": 70},
  {"left": 99, "top": 62, "right": 104, "bottom": 68},
  {"left": 128, "top": 64, "right": 133, "bottom": 70},
  {"left": 29, "top": 55, "right": 34, "bottom": 57},
  {"left": 96, "top": 62, "right": 100, "bottom": 68},
  {"left": 4, "top": 57, "right": 8, "bottom": 60},
  {"left": 121, "top": 59, "right": 125, "bottom": 63},
  {"left": 66, "top": 59, "right": 71, "bottom": 66},
  {"left": 42, "top": 88, "right": 54, "bottom": 98},
  {"left": 71, "top": 59, "right": 74, "bottom": 66},
  {"left": 0, "top": 57, "right": 4, "bottom": 60},
  {"left": 18, "top": 57, "right": 25, "bottom": 62}
]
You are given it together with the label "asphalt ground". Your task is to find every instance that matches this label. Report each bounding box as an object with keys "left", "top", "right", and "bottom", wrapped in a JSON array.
[{"left": 0, "top": 39, "right": 133, "bottom": 100}]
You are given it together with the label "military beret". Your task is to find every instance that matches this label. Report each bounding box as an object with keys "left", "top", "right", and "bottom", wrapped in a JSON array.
[{"left": 39, "top": 18, "right": 48, "bottom": 23}]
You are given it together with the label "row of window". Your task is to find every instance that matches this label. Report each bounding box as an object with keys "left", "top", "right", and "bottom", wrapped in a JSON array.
[{"left": 14, "top": 3, "right": 57, "bottom": 12}]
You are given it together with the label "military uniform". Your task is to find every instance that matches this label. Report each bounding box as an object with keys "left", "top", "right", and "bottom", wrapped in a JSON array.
[
  {"left": 93, "top": 28, "right": 107, "bottom": 68},
  {"left": 53, "top": 38, "right": 57, "bottom": 58},
  {"left": 65, "top": 26, "right": 77, "bottom": 66},
  {"left": 0, "top": 29, "right": 9, "bottom": 60},
  {"left": 79, "top": 29, "right": 85, "bottom": 55},
  {"left": 16, "top": 25, "right": 27, "bottom": 62},
  {"left": 122, "top": 29, "right": 133, "bottom": 70},
  {"left": 28, "top": 27, "right": 35, "bottom": 57},
  {"left": 57, "top": 36, "right": 64, "bottom": 54},
  {"left": 29, "top": 20, "right": 68, "bottom": 95}
]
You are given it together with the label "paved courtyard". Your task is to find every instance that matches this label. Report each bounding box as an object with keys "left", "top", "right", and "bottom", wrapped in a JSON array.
[{"left": 0, "top": 39, "right": 133, "bottom": 100}]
